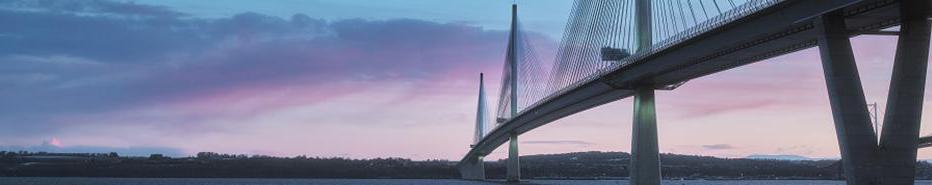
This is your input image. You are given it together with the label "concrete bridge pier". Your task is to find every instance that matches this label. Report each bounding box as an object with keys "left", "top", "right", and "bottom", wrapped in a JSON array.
[
  {"left": 459, "top": 155, "right": 485, "bottom": 180},
  {"left": 629, "top": 0, "right": 658, "bottom": 184},
  {"left": 817, "top": 1, "right": 930, "bottom": 184},
  {"left": 877, "top": 0, "right": 930, "bottom": 184},
  {"left": 816, "top": 11, "right": 879, "bottom": 185},
  {"left": 506, "top": 133, "right": 521, "bottom": 182},
  {"left": 630, "top": 87, "right": 660, "bottom": 185}
]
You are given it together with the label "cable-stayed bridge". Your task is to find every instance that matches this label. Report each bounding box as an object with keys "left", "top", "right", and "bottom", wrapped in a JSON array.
[{"left": 460, "top": 0, "right": 931, "bottom": 185}]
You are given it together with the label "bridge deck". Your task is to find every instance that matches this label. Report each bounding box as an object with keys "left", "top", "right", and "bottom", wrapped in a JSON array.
[{"left": 461, "top": 0, "right": 925, "bottom": 166}]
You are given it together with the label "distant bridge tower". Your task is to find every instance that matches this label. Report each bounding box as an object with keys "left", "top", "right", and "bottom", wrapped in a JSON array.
[
  {"left": 475, "top": 73, "right": 488, "bottom": 146},
  {"left": 867, "top": 102, "right": 880, "bottom": 142},
  {"left": 460, "top": 73, "right": 488, "bottom": 180}
]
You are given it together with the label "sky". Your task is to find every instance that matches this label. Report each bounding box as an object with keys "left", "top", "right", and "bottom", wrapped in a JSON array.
[{"left": 0, "top": 0, "right": 931, "bottom": 161}]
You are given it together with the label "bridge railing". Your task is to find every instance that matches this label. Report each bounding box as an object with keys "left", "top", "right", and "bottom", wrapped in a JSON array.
[{"left": 617, "top": 0, "right": 784, "bottom": 68}]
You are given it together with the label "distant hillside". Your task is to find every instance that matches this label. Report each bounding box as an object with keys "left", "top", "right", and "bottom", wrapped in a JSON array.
[
  {"left": 484, "top": 151, "right": 842, "bottom": 180},
  {"left": 745, "top": 154, "right": 816, "bottom": 161},
  {"left": 1, "top": 151, "right": 931, "bottom": 179},
  {"left": 485, "top": 151, "right": 932, "bottom": 180}
]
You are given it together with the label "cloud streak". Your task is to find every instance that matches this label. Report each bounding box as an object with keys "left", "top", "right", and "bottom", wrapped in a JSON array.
[
  {"left": 0, "top": 0, "right": 521, "bottom": 137},
  {"left": 523, "top": 140, "right": 595, "bottom": 146}
]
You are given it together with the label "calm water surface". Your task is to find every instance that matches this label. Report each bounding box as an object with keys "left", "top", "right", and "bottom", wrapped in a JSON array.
[{"left": 2, "top": 178, "right": 932, "bottom": 185}]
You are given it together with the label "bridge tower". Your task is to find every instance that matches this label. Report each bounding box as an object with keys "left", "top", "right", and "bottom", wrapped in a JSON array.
[
  {"left": 629, "top": 0, "right": 660, "bottom": 185},
  {"left": 816, "top": 1, "right": 930, "bottom": 184},
  {"left": 505, "top": 3, "right": 522, "bottom": 183},
  {"left": 460, "top": 73, "right": 488, "bottom": 180},
  {"left": 474, "top": 73, "right": 488, "bottom": 154}
]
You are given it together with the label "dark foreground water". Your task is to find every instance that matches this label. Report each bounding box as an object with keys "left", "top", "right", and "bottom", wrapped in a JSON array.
[{"left": 1, "top": 178, "right": 931, "bottom": 185}]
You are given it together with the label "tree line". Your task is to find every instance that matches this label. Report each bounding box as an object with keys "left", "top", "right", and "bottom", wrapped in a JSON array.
[{"left": 1, "top": 151, "right": 930, "bottom": 179}]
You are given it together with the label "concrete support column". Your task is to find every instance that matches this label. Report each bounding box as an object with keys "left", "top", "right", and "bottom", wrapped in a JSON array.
[
  {"left": 506, "top": 133, "right": 521, "bottom": 182},
  {"left": 459, "top": 155, "right": 486, "bottom": 180},
  {"left": 815, "top": 11, "right": 878, "bottom": 185},
  {"left": 631, "top": 87, "right": 660, "bottom": 185},
  {"left": 635, "top": 0, "right": 651, "bottom": 52},
  {"left": 878, "top": 1, "right": 931, "bottom": 184},
  {"left": 505, "top": 4, "right": 521, "bottom": 183}
]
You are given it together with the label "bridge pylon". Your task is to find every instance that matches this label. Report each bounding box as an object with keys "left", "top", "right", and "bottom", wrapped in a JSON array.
[
  {"left": 816, "top": 1, "right": 930, "bottom": 184},
  {"left": 460, "top": 73, "right": 488, "bottom": 180},
  {"left": 630, "top": 87, "right": 660, "bottom": 185},
  {"left": 504, "top": 3, "right": 522, "bottom": 183},
  {"left": 628, "top": 1, "right": 660, "bottom": 185},
  {"left": 506, "top": 133, "right": 520, "bottom": 182}
]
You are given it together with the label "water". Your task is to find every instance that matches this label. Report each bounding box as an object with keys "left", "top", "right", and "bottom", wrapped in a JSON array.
[{"left": 1, "top": 178, "right": 932, "bottom": 185}]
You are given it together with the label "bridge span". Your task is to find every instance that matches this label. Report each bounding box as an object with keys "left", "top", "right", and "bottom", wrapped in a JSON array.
[{"left": 460, "top": 0, "right": 931, "bottom": 185}]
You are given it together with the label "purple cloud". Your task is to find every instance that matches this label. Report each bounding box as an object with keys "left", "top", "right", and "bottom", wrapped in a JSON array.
[
  {"left": 0, "top": 0, "right": 536, "bottom": 137},
  {"left": 0, "top": 0, "right": 185, "bottom": 18}
]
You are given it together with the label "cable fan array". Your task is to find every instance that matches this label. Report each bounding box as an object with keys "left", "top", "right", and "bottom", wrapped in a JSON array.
[{"left": 493, "top": 0, "right": 781, "bottom": 126}]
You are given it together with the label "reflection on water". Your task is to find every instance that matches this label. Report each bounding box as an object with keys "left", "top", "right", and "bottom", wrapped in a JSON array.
[{"left": 1, "top": 178, "right": 931, "bottom": 185}]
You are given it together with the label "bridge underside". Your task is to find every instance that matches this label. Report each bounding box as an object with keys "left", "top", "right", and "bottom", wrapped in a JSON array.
[
  {"left": 461, "top": 0, "right": 930, "bottom": 183},
  {"left": 604, "top": 0, "right": 915, "bottom": 87},
  {"left": 462, "top": 81, "right": 635, "bottom": 158}
]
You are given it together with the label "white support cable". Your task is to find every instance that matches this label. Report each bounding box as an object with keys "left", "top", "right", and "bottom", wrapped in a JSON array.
[
  {"left": 713, "top": 0, "right": 723, "bottom": 14},
  {"left": 489, "top": 0, "right": 783, "bottom": 121}
]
